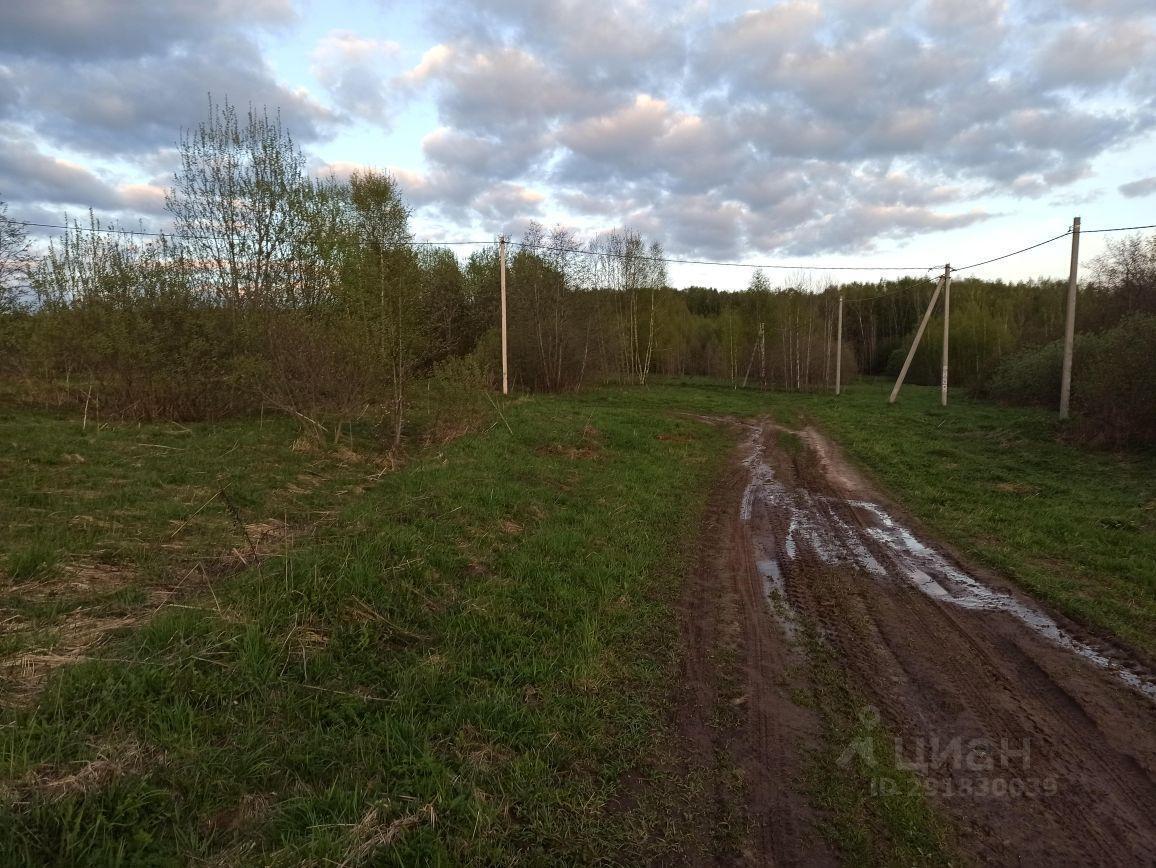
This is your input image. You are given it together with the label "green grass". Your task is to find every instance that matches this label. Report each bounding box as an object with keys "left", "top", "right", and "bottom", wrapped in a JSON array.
[
  {"left": 1, "top": 395, "right": 728, "bottom": 864},
  {"left": 797, "top": 615, "right": 956, "bottom": 864},
  {"left": 1, "top": 378, "right": 1152, "bottom": 864}
]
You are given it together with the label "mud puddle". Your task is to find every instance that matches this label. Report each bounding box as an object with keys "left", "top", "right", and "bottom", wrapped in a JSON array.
[
  {"left": 726, "top": 418, "right": 1156, "bottom": 864},
  {"left": 738, "top": 423, "right": 1156, "bottom": 702}
]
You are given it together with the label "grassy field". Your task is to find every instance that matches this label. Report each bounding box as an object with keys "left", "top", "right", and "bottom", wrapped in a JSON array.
[
  {"left": 1, "top": 396, "right": 731, "bottom": 864},
  {"left": 1, "top": 379, "right": 1153, "bottom": 864}
]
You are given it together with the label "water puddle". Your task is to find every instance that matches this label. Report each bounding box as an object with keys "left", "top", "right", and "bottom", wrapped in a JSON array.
[{"left": 738, "top": 425, "right": 1156, "bottom": 702}]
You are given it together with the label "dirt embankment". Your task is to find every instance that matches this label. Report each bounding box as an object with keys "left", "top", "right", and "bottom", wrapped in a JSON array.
[{"left": 677, "top": 417, "right": 1156, "bottom": 865}]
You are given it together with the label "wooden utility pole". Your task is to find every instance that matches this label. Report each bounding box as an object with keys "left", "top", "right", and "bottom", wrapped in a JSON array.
[
  {"left": 1059, "top": 217, "right": 1081, "bottom": 420},
  {"left": 499, "top": 235, "right": 509, "bottom": 395},
  {"left": 835, "top": 293, "right": 843, "bottom": 395},
  {"left": 758, "top": 322, "right": 766, "bottom": 386},
  {"left": 889, "top": 274, "right": 945, "bottom": 404},
  {"left": 940, "top": 264, "right": 951, "bottom": 407}
]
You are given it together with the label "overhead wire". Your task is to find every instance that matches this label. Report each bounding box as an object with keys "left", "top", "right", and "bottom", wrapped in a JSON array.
[
  {"left": 504, "top": 238, "right": 932, "bottom": 272},
  {"left": 13, "top": 219, "right": 934, "bottom": 271},
  {"left": 9, "top": 220, "right": 493, "bottom": 247},
  {"left": 9, "top": 217, "right": 1155, "bottom": 275},
  {"left": 951, "top": 229, "right": 1073, "bottom": 273}
]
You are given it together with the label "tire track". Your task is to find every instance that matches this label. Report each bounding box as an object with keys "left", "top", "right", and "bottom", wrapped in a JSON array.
[{"left": 731, "top": 419, "right": 1156, "bottom": 864}]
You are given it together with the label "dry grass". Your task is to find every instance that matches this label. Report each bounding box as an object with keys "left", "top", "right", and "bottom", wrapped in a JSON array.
[
  {"left": 2, "top": 737, "right": 163, "bottom": 806},
  {"left": 1, "top": 613, "right": 141, "bottom": 702},
  {"left": 339, "top": 801, "right": 437, "bottom": 867}
]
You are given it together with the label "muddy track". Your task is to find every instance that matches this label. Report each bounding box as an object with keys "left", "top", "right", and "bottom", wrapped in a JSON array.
[{"left": 679, "top": 418, "right": 1156, "bottom": 865}]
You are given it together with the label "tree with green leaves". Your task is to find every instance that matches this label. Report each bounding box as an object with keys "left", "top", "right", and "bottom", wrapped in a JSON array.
[{"left": 341, "top": 169, "right": 420, "bottom": 450}]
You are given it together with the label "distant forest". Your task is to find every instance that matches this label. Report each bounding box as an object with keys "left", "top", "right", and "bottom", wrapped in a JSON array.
[{"left": 1, "top": 101, "right": 1153, "bottom": 446}]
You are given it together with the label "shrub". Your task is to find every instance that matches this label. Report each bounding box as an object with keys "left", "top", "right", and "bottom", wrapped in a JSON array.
[
  {"left": 1073, "top": 314, "right": 1156, "bottom": 446},
  {"left": 986, "top": 339, "right": 1068, "bottom": 406},
  {"left": 989, "top": 314, "right": 1156, "bottom": 446}
]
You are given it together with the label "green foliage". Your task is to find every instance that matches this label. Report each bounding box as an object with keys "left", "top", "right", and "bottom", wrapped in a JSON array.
[
  {"left": 5, "top": 102, "right": 1155, "bottom": 453},
  {"left": 1073, "top": 314, "right": 1156, "bottom": 445},
  {"left": 990, "top": 314, "right": 1156, "bottom": 445},
  {"left": 987, "top": 337, "right": 1066, "bottom": 406}
]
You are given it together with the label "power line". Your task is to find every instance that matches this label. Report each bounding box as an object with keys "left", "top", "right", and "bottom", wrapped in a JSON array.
[
  {"left": 11, "top": 216, "right": 1155, "bottom": 275},
  {"left": 844, "top": 281, "right": 938, "bottom": 304},
  {"left": 506, "top": 238, "right": 932, "bottom": 271},
  {"left": 952, "top": 221, "right": 1156, "bottom": 273},
  {"left": 10, "top": 220, "right": 493, "bottom": 247},
  {"left": 14, "top": 219, "right": 935, "bottom": 271},
  {"left": 952, "top": 229, "right": 1072, "bottom": 273},
  {"left": 1081, "top": 223, "right": 1156, "bottom": 234}
]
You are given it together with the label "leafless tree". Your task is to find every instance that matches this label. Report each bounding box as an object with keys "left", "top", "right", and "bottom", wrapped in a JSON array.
[
  {"left": 591, "top": 229, "right": 666, "bottom": 385},
  {"left": 0, "top": 198, "right": 31, "bottom": 314},
  {"left": 166, "top": 96, "right": 328, "bottom": 310}
]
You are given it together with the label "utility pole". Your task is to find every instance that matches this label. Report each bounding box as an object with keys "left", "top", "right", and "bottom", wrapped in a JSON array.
[
  {"left": 940, "top": 264, "right": 951, "bottom": 407},
  {"left": 499, "top": 235, "right": 508, "bottom": 396},
  {"left": 889, "top": 274, "right": 945, "bottom": 404},
  {"left": 758, "top": 321, "right": 766, "bottom": 387},
  {"left": 1059, "top": 217, "right": 1081, "bottom": 420},
  {"left": 835, "top": 293, "right": 843, "bottom": 395}
]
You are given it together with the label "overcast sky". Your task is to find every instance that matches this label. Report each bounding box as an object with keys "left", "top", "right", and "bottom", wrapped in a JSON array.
[{"left": 1, "top": 0, "right": 1154, "bottom": 287}]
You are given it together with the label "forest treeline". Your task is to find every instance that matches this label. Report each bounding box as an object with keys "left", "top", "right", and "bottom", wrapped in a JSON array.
[{"left": 0, "top": 101, "right": 1153, "bottom": 447}]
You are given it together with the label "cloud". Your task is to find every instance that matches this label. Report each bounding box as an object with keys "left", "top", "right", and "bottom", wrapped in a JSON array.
[
  {"left": 1119, "top": 176, "right": 1156, "bottom": 198},
  {"left": 311, "top": 31, "right": 401, "bottom": 126},
  {"left": 423, "top": 0, "right": 688, "bottom": 92},
  {"left": 12, "top": 35, "right": 337, "bottom": 158},
  {"left": 0, "top": 132, "right": 168, "bottom": 218},
  {"left": 471, "top": 182, "right": 545, "bottom": 221},
  {"left": 1035, "top": 19, "right": 1154, "bottom": 91},
  {"left": 4, "top": 0, "right": 1156, "bottom": 260},
  {"left": 403, "top": 41, "right": 612, "bottom": 138},
  {"left": 919, "top": 0, "right": 1006, "bottom": 34},
  {"left": 0, "top": 0, "right": 294, "bottom": 60},
  {"left": 389, "top": 0, "right": 1156, "bottom": 256}
]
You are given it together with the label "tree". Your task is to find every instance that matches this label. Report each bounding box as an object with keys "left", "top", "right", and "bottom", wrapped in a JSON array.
[
  {"left": 748, "top": 268, "right": 771, "bottom": 294},
  {"left": 1088, "top": 233, "right": 1156, "bottom": 330},
  {"left": 341, "top": 169, "right": 419, "bottom": 450},
  {"left": 166, "top": 96, "right": 329, "bottom": 310},
  {"left": 418, "top": 246, "right": 468, "bottom": 359},
  {"left": 0, "top": 197, "right": 30, "bottom": 314},
  {"left": 591, "top": 229, "right": 666, "bottom": 385},
  {"left": 507, "top": 223, "right": 590, "bottom": 391}
]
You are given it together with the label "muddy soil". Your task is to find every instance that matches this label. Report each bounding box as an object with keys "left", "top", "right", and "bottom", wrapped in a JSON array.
[{"left": 678, "top": 418, "right": 1156, "bottom": 865}]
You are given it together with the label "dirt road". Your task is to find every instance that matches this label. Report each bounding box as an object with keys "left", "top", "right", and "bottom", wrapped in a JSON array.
[{"left": 678, "top": 419, "right": 1156, "bottom": 865}]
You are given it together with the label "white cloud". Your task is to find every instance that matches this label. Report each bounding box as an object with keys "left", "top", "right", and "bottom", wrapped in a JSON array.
[
  {"left": 311, "top": 31, "right": 402, "bottom": 125},
  {"left": 3, "top": 0, "right": 1155, "bottom": 259}
]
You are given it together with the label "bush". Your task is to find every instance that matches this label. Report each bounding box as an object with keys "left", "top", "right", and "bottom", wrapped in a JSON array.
[
  {"left": 1074, "top": 314, "right": 1156, "bottom": 446},
  {"left": 412, "top": 352, "right": 494, "bottom": 445},
  {"left": 989, "top": 314, "right": 1156, "bottom": 446},
  {"left": 986, "top": 339, "right": 1067, "bottom": 406}
]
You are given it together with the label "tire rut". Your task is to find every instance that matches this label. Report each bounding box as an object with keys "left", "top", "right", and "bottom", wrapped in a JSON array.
[{"left": 722, "top": 419, "right": 1156, "bottom": 865}]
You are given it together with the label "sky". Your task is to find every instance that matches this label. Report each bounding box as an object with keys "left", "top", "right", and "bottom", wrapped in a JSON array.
[{"left": 1, "top": 0, "right": 1154, "bottom": 288}]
